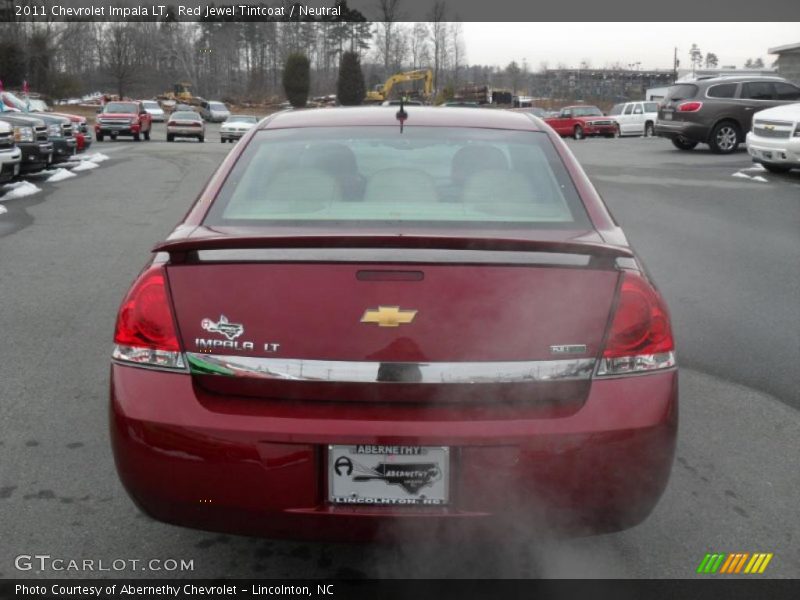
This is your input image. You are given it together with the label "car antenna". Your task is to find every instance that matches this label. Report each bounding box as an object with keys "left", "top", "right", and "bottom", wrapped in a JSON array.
[{"left": 396, "top": 97, "right": 407, "bottom": 134}]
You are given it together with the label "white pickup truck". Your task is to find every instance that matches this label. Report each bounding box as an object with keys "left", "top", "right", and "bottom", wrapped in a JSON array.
[
  {"left": 608, "top": 101, "right": 659, "bottom": 137},
  {"left": 0, "top": 120, "right": 23, "bottom": 183}
]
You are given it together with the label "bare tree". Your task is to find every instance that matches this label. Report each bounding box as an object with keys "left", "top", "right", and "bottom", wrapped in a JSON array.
[
  {"left": 450, "top": 22, "right": 464, "bottom": 88},
  {"left": 377, "top": 0, "right": 401, "bottom": 76},
  {"left": 428, "top": 1, "right": 447, "bottom": 91},
  {"left": 100, "top": 23, "right": 144, "bottom": 99},
  {"left": 689, "top": 43, "right": 703, "bottom": 74},
  {"left": 410, "top": 22, "right": 430, "bottom": 69}
]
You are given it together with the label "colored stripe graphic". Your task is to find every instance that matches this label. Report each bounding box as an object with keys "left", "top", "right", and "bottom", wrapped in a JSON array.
[
  {"left": 719, "top": 554, "right": 736, "bottom": 574},
  {"left": 699, "top": 552, "right": 773, "bottom": 574}
]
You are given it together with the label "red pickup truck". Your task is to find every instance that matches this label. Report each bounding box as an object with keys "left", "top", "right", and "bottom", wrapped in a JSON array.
[
  {"left": 95, "top": 101, "right": 152, "bottom": 142},
  {"left": 543, "top": 105, "right": 619, "bottom": 139}
]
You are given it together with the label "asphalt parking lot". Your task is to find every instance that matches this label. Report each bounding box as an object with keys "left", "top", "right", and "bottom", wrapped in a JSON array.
[{"left": 1, "top": 126, "right": 798, "bottom": 579}]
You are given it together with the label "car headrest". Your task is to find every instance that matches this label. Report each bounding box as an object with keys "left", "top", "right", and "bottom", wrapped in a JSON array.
[
  {"left": 255, "top": 167, "right": 340, "bottom": 215},
  {"left": 363, "top": 168, "right": 439, "bottom": 204},
  {"left": 461, "top": 169, "right": 539, "bottom": 217},
  {"left": 451, "top": 145, "right": 509, "bottom": 186}
]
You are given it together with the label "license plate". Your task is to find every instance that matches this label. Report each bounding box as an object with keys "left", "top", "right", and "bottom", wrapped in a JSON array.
[
  {"left": 663, "top": 112, "right": 673, "bottom": 120},
  {"left": 328, "top": 445, "right": 449, "bottom": 506},
  {"left": 13, "top": 164, "right": 19, "bottom": 175},
  {"left": 762, "top": 151, "right": 773, "bottom": 159}
]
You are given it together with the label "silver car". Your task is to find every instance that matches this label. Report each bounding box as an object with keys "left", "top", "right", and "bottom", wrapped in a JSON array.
[
  {"left": 220, "top": 115, "right": 258, "bottom": 143},
  {"left": 166, "top": 111, "right": 205, "bottom": 143},
  {"left": 141, "top": 100, "right": 166, "bottom": 123},
  {"left": 199, "top": 100, "right": 231, "bottom": 123}
]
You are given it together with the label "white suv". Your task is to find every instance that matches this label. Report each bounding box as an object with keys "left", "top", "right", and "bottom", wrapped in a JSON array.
[
  {"left": 608, "top": 101, "right": 659, "bottom": 137},
  {"left": 0, "top": 120, "right": 23, "bottom": 183},
  {"left": 746, "top": 102, "right": 800, "bottom": 173}
]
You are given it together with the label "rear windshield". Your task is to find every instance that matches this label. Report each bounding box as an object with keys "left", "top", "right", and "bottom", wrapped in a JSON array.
[
  {"left": 172, "top": 111, "right": 200, "bottom": 120},
  {"left": 142, "top": 101, "right": 160, "bottom": 108},
  {"left": 205, "top": 127, "right": 591, "bottom": 229},
  {"left": 666, "top": 84, "right": 698, "bottom": 101},
  {"left": 227, "top": 116, "right": 257, "bottom": 123},
  {"left": 209, "top": 103, "right": 227, "bottom": 110}
]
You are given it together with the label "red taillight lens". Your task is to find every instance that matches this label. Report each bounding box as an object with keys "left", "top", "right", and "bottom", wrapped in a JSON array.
[
  {"left": 677, "top": 101, "right": 703, "bottom": 112},
  {"left": 598, "top": 272, "right": 675, "bottom": 376},
  {"left": 113, "top": 266, "right": 184, "bottom": 368}
]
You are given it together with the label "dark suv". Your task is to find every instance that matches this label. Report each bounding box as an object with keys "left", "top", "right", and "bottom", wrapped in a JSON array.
[{"left": 655, "top": 76, "right": 800, "bottom": 154}]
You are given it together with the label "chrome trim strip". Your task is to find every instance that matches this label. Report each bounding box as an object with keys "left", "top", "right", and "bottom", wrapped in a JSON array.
[
  {"left": 193, "top": 248, "right": 593, "bottom": 267},
  {"left": 186, "top": 353, "right": 596, "bottom": 384}
]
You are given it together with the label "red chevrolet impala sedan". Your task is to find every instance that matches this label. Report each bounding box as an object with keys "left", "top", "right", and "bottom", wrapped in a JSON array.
[{"left": 110, "top": 106, "right": 677, "bottom": 540}]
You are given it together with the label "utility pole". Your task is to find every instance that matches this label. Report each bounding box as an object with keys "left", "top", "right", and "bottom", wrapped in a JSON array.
[{"left": 673, "top": 47, "right": 679, "bottom": 82}]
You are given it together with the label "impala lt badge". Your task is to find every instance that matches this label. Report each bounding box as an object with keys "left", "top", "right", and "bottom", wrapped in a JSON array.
[
  {"left": 201, "top": 315, "right": 244, "bottom": 340},
  {"left": 550, "top": 344, "right": 588, "bottom": 355},
  {"left": 361, "top": 306, "right": 417, "bottom": 327}
]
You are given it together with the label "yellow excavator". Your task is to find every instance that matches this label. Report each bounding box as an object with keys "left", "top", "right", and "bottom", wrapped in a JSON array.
[
  {"left": 365, "top": 69, "right": 434, "bottom": 103},
  {"left": 159, "top": 82, "right": 195, "bottom": 104}
]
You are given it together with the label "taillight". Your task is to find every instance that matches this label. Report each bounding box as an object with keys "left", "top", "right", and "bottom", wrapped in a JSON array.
[
  {"left": 677, "top": 101, "right": 703, "bottom": 112},
  {"left": 112, "top": 265, "right": 185, "bottom": 369},
  {"left": 596, "top": 272, "right": 675, "bottom": 376}
]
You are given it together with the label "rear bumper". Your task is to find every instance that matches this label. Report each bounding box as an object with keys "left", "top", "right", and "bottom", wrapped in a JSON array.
[
  {"left": 220, "top": 131, "right": 246, "bottom": 140},
  {"left": 167, "top": 127, "right": 204, "bottom": 137},
  {"left": 746, "top": 133, "right": 800, "bottom": 166},
  {"left": 655, "top": 120, "right": 708, "bottom": 143},
  {"left": 110, "top": 364, "right": 678, "bottom": 541}
]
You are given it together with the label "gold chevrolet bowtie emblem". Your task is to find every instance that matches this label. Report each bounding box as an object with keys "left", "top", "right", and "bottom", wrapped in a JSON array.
[
  {"left": 765, "top": 124, "right": 775, "bottom": 130},
  {"left": 360, "top": 306, "right": 417, "bottom": 327}
]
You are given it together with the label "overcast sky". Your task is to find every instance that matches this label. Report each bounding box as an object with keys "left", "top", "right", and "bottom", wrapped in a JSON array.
[{"left": 460, "top": 23, "right": 799, "bottom": 70}]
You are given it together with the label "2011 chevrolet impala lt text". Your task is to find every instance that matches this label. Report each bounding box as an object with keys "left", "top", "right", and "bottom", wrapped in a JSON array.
[{"left": 110, "top": 106, "right": 678, "bottom": 541}]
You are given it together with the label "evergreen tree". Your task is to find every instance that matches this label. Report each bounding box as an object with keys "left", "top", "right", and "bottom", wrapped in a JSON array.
[
  {"left": 337, "top": 51, "right": 365, "bottom": 105},
  {"left": 283, "top": 53, "right": 310, "bottom": 108}
]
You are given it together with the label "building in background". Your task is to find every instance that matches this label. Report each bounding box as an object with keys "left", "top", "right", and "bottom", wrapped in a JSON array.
[
  {"left": 527, "top": 69, "right": 675, "bottom": 105},
  {"left": 769, "top": 43, "right": 800, "bottom": 84}
]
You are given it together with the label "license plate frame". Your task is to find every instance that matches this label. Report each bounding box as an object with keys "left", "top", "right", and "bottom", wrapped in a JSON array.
[
  {"left": 328, "top": 445, "right": 450, "bottom": 506},
  {"left": 662, "top": 112, "right": 673, "bottom": 121}
]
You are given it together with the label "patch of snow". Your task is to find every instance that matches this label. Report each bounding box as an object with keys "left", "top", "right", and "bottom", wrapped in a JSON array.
[
  {"left": 0, "top": 205, "right": 6, "bottom": 215},
  {"left": 751, "top": 175, "right": 768, "bottom": 183},
  {"left": 71, "top": 160, "right": 99, "bottom": 172},
  {"left": 732, "top": 172, "right": 751, "bottom": 179},
  {"left": 82, "top": 152, "right": 110, "bottom": 163},
  {"left": 1, "top": 181, "right": 42, "bottom": 200},
  {"left": 47, "top": 168, "right": 77, "bottom": 182},
  {"left": 743, "top": 164, "right": 766, "bottom": 172}
]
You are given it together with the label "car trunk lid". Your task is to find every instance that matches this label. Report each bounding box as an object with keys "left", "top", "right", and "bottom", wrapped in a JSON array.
[{"left": 159, "top": 234, "right": 626, "bottom": 407}]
